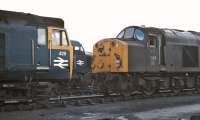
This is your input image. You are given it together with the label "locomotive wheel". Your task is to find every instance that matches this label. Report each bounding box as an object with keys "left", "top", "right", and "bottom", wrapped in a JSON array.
[
  {"left": 118, "top": 79, "right": 129, "bottom": 96},
  {"left": 49, "top": 88, "right": 59, "bottom": 97},
  {"left": 96, "top": 74, "right": 109, "bottom": 96},
  {"left": 80, "top": 73, "right": 93, "bottom": 89},
  {"left": 101, "top": 78, "right": 110, "bottom": 96},
  {"left": 171, "top": 79, "right": 182, "bottom": 95},
  {"left": 119, "top": 75, "right": 132, "bottom": 96},
  {"left": 109, "top": 74, "right": 132, "bottom": 96},
  {"left": 143, "top": 80, "right": 157, "bottom": 96},
  {"left": 98, "top": 82, "right": 109, "bottom": 96},
  {"left": 47, "top": 83, "right": 61, "bottom": 97},
  {"left": 103, "top": 74, "right": 124, "bottom": 96}
]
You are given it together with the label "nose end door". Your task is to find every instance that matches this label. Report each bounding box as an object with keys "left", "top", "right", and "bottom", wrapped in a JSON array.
[{"left": 48, "top": 27, "right": 73, "bottom": 80}]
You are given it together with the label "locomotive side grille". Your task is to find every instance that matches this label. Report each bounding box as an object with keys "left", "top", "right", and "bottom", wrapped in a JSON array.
[
  {"left": 0, "top": 32, "right": 5, "bottom": 71},
  {"left": 182, "top": 46, "right": 198, "bottom": 67}
]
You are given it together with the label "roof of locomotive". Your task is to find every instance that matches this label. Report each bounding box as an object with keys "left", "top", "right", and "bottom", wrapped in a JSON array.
[
  {"left": 161, "top": 28, "right": 200, "bottom": 43},
  {"left": 125, "top": 26, "right": 200, "bottom": 35},
  {"left": 0, "top": 10, "right": 64, "bottom": 28},
  {"left": 122, "top": 26, "right": 200, "bottom": 43}
]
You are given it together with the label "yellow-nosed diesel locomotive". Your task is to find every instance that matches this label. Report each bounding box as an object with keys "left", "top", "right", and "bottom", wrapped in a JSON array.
[{"left": 92, "top": 26, "right": 200, "bottom": 96}]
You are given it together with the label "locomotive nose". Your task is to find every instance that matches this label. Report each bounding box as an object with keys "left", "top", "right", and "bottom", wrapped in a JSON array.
[{"left": 92, "top": 38, "right": 128, "bottom": 73}]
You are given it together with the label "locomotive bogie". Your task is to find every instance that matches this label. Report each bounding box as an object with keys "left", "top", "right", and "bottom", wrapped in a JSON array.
[{"left": 92, "top": 72, "right": 200, "bottom": 96}]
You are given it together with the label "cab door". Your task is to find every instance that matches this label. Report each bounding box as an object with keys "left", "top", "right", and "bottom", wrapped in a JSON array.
[
  {"left": 36, "top": 28, "right": 49, "bottom": 70},
  {"left": 48, "top": 28, "right": 73, "bottom": 80},
  {"left": 147, "top": 33, "right": 162, "bottom": 71}
]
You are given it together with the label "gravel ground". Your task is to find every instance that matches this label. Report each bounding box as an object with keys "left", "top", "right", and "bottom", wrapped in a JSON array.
[{"left": 1, "top": 95, "right": 200, "bottom": 120}]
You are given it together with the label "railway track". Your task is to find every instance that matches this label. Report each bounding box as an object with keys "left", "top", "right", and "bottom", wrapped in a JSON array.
[
  {"left": 0, "top": 88, "right": 198, "bottom": 112},
  {"left": 48, "top": 90, "right": 196, "bottom": 107},
  {"left": 0, "top": 98, "right": 42, "bottom": 112}
]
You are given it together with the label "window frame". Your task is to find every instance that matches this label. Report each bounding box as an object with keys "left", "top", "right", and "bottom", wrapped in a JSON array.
[
  {"left": 37, "top": 28, "right": 47, "bottom": 46},
  {"left": 117, "top": 27, "right": 145, "bottom": 42},
  {"left": 61, "top": 31, "right": 69, "bottom": 46},
  {"left": 148, "top": 34, "right": 157, "bottom": 48},
  {"left": 117, "top": 30, "right": 125, "bottom": 39},
  {"left": 124, "top": 27, "right": 135, "bottom": 39},
  {"left": 52, "top": 29, "right": 69, "bottom": 46},
  {"left": 134, "top": 29, "right": 145, "bottom": 41},
  {"left": 52, "top": 30, "right": 61, "bottom": 46}
]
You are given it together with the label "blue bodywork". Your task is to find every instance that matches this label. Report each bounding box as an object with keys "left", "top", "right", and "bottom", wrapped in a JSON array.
[
  {"left": 0, "top": 24, "right": 71, "bottom": 80},
  {"left": 71, "top": 40, "right": 92, "bottom": 79},
  {"left": 0, "top": 24, "right": 36, "bottom": 71},
  {"left": 0, "top": 10, "right": 92, "bottom": 81}
]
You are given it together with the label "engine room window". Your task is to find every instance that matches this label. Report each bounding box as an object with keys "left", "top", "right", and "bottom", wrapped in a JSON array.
[
  {"left": 148, "top": 35, "right": 157, "bottom": 48},
  {"left": 124, "top": 27, "right": 134, "bottom": 39},
  {"left": 52, "top": 30, "right": 61, "bottom": 46},
  {"left": 62, "top": 31, "right": 68, "bottom": 46},
  {"left": 134, "top": 29, "right": 144, "bottom": 41},
  {"left": 37, "top": 28, "right": 46, "bottom": 45}
]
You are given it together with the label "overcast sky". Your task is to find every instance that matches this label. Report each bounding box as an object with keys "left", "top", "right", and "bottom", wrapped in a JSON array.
[{"left": 1, "top": 0, "right": 200, "bottom": 51}]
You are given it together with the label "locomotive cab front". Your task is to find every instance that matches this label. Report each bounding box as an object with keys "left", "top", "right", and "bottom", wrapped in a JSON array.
[
  {"left": 42, "top": 27, "right": 74, "bottom": 80},
  {"left": 71, "top": 40, "right": 92, "bottom": 79},
  {"left": 92, "top": 25, "right": 200, "bottom": 96},
  {"left": 92, "top": 26, "right": 164, "bottom": 73},
  {"left": 92, "top": 26, "right": 166, "bottom": 95}
]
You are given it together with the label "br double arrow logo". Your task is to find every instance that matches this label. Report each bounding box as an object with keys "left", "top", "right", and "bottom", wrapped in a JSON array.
[
  {"left": 53, "top": 57, "right": 68, "bottom": 69},
  {"left": 76, "top": 60, "right": 84, "bottom": 66}
]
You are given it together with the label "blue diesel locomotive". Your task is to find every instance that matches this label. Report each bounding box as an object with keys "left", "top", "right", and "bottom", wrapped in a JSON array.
[{"left": 0, "top": 10, "right": 91, "bottom": 99}]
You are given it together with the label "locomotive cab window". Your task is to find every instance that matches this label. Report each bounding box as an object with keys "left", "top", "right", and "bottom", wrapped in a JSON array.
[
  {"left": 124, "top": 27, "right": 134, "bottom": 39},
  {"left": 74, "top": 46, "right": 84, "bottom": 52},
  {"left": 117, "top": 30, "right": 125, "bottom": 39},
  {"left": 52, "top": 30, "right": 69, "bottom": 46},
  {"left": 119, "top": 27, "right": 145, "bottom": 41},
  {"left": 37, "top": 28, "right": 47, "bottom": 46},
  {"left": 52, "top": 30, "right": 60, "bottom": 46},
  {"left": 134, "top": 29, "right": 145, "bottom": 41},
  {"left": 62, "top": 31, "right": 68, "bottom": 46},
  {"left": 74, "top": 46, "right": 80, "bottom": 51},
  {"left": 148, "top": 34, "right": 157, "bottom": 48}
]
